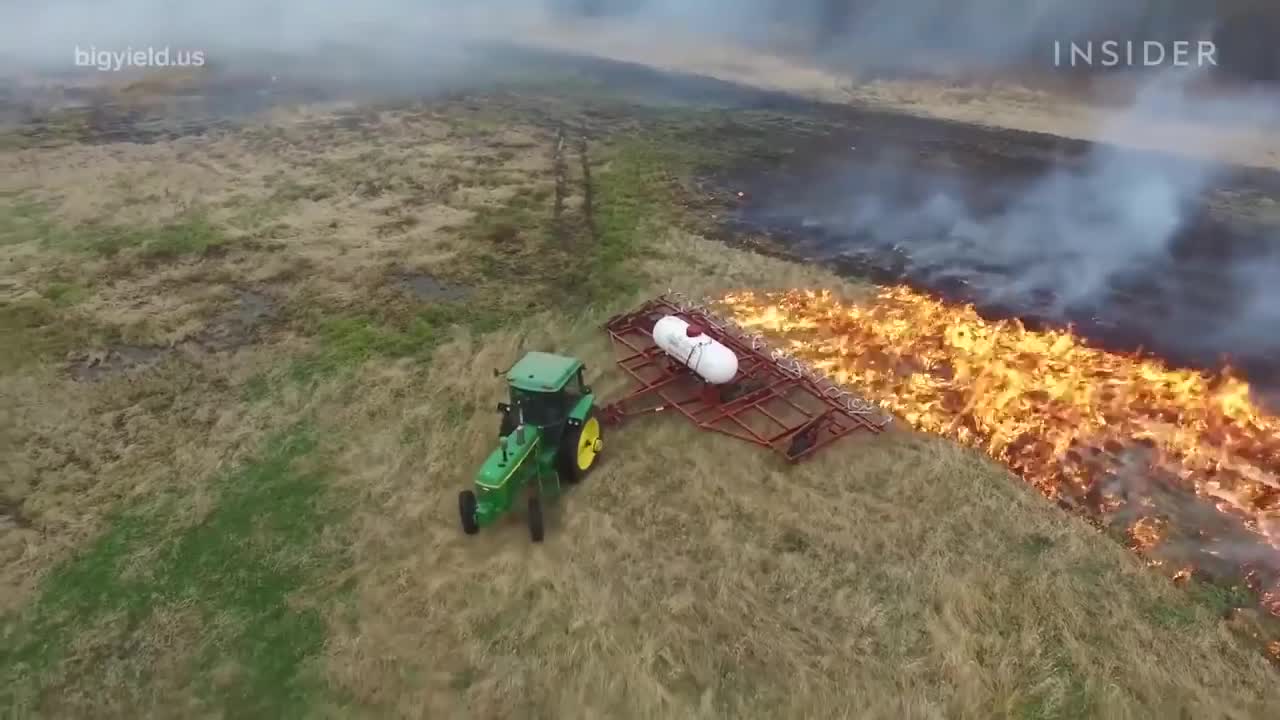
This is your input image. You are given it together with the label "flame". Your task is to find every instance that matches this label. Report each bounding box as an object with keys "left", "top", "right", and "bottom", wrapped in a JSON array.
[
  {"left": 718, "top": 286, "right": 1280, "bottom": 613},
  {"left": 1128, "top": 516, "right": 1168, "bottom": 553}
]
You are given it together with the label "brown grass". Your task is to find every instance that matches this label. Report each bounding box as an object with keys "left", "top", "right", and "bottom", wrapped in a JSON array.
[
  {"left": 315, "top": 239, "right": 1279, "bottom": 719},
  {"left": 1, "top": 90, "right": 1277, "bottom": 719},
  {"left": 519, "top": 21, "right": 1280, "bottom": 171}
]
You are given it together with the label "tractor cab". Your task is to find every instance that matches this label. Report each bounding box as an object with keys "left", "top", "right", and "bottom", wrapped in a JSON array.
[{"left": 498, "top": 352, "right": 591, "bottom": 444}]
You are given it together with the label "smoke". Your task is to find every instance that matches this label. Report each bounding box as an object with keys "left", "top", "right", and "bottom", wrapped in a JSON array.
[
  {"left": 780, "top": 141, "right": 1208, "bottom": 307},
  {"left": 938, "top": 71, "right": 1226, "bottom": 312},
  {"left": 1, "top": 2, "right": 545, "bottom": 69},
  {"left": 0, "top": 1, "right": 1239, "bottom": 74},
  {"left": 747, "top": 64, "right": 1280, "bottom": 377}
]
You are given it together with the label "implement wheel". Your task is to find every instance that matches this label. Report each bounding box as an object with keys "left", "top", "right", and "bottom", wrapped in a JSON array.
[
  {"left": 558, "top": 410, "right": 603, "bottom": 485},
  {"left": 459, "top": 490, "right": 479, "bottom": 535}
]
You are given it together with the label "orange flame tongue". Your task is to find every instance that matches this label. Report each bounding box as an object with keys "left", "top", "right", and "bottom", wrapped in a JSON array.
[{"left": 717, "top": 286, "right": 1280, "bottom": 606}]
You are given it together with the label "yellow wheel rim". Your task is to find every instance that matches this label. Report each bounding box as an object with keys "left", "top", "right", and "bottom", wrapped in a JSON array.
[{"left": 577, "top": 417, "right": 601, "bottom": 471}]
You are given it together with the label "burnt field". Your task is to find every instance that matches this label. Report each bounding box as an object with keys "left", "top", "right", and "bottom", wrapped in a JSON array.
[{"left": 700, "top": 106, "right": 1280, "bottom": 405}]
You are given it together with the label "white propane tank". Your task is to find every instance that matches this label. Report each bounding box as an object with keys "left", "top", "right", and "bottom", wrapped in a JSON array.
[{"left": 652, "top": 315, "right": 739, "bottom": 384}]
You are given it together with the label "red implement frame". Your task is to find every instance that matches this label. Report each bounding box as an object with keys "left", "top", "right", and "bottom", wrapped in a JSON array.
[{"left": 600, "top": 295, "right": 890, "bottom": 462}]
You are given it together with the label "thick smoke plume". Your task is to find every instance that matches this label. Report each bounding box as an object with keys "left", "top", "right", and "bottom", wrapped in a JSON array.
[
  {"left": 753, "top": 68, "right": 1280, "bottom": 378},
  {"left": 1, "top": 1, "right": 1273, "bottom": 76}
]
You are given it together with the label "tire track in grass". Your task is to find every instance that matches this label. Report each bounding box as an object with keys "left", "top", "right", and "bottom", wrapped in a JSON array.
[{"left": 0, "top": 424, "right": 348, "bottom": 718}]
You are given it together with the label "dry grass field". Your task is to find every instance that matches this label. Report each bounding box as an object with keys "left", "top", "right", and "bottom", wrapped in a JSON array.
[
  {"left": 2, "top": 75, "right": 1279, "bottom": 719},
  {"left": 523, "top": 21, "right": 1280, "bottom": 170}
]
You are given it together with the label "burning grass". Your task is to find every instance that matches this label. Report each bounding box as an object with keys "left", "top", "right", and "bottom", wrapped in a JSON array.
[{"left": 718, "top": 286, "right": 1280, "bottom": 620}]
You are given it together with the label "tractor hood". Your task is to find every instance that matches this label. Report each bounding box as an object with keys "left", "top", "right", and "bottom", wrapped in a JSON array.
[{"left": 476, "top": 426, "right": 539, "bottom": 490}]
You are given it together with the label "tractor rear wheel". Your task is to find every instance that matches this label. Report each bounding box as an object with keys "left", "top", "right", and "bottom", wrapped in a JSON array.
[
  {"left": 459, "top": 490, "right": 479, "bottom": 535},
  {"left": 558, "top": 410, "right": 603, "bottom": 485},
  {"left": 528, "top": 495, "right": 545, "bottom": 542}
]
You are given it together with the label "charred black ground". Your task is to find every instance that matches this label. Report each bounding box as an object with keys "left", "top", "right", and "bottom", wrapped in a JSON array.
[{"left": 715, "top": 121, "right": 1280, "bottom": 399}]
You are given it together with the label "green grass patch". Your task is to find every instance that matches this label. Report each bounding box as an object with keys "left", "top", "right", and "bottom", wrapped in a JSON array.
[
  {"left": 465, "top": 185, "right": 550, "bottom": 247},
  {"left": 453, "top": 181, "right": 572, "bottom": 308},
  {"left": 134, "top": 215, "right": 226, "bottom": 259},
  {"left": 0, "top": 131, "right": 29, "bottom": 151},
  {"left": 0, "top": 298, "right": 113, "bottom": 372},
  {"left": 572, "top": 136, "right": 686, "bottom": 304},
  {"left": 272, "top": 315, "right": 427, "bottom": 390},
  {"left": 37, "top": 214, "right": 227, "bottom": 259},
  {"left": 271, "top": 179, "right": 334, "bottom": 204},
  {"left": 1139, "top": 579, "right": 1257, "bottom": 632},
  {"left": 1, "top": 197, "right": 226, "bottom": 264},
  {"left": 0, "top": 425, "right": 346, "bottom": 717},
  {"left": 1187, "top": 580, "right": 1254, "bottom": 615},
  {"left": 226, "top": 196, "right": 287, "bottom": 233},
  {"left": 40, "top": 280, "right": 89, "bottom": 307},
  {"left": 558, "top": 110, "right": 838, "bottom": 309},
  {"left": 247, "top": 303, "right": 505, "bottom": 399},
  {"left": 1144, "top": 599, "right": 1201, "bottom": 630},
  {"left": 0, "top": 198, "right": 64, "bottom": 246},
  {"left": 457, "top": 118, "right": 741, "bottom": 308},
  {"left": 224, "top": 182, "right": 331, "bottom": 233},
  {"left": 0, "top": 112, "right": 90, "bottom": 151}
]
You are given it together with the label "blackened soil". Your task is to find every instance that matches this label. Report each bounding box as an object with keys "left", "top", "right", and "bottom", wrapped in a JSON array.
[{"left": 693, "top": 100, "right": 1280, "bottom": 397}]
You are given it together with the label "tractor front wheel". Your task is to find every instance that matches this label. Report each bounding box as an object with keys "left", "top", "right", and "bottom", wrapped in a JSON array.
[
  {"left": 459, "top": 490, "right": 479, "bottom": 535},
  {"left": 558, "top": 411, "right": 603, "bottom": 485},
  {"left": 528, "top": 495, "right": 545, "bottom": 543}
]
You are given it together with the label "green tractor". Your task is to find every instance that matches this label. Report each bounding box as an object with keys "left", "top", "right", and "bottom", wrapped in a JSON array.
[{"left": 458, "top": 351, "right": 604, "bottom": 542}]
